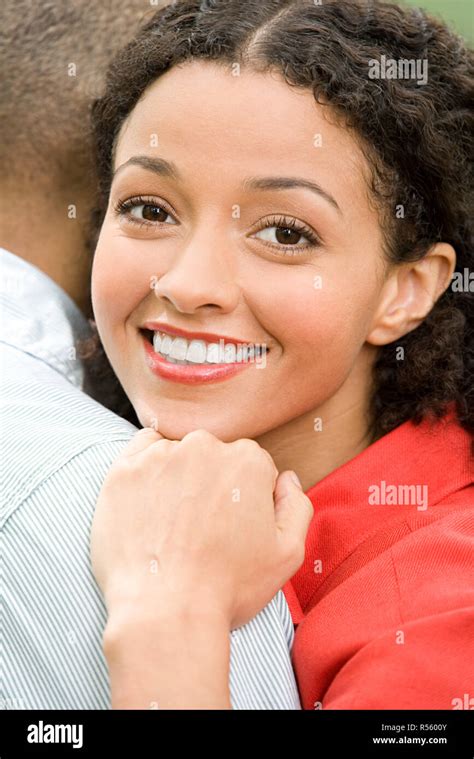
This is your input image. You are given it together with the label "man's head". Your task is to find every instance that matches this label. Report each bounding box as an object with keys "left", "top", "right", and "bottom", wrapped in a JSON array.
[{"left": 0, "top": 0, "right": 167, "bottom": 314}]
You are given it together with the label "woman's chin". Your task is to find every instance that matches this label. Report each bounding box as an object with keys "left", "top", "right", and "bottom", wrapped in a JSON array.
[{"left": 134, "top": 404, "right": 245, "bottom": 442}]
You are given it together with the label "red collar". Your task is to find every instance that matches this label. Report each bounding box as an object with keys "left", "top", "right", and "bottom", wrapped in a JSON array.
[{"left": 282, "top": 411, "right": 473, "bottom": 624}]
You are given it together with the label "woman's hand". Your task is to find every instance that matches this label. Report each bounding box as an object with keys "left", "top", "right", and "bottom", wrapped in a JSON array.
[{"left": 90, "top": 427, "right": 313, "bottom": 708}]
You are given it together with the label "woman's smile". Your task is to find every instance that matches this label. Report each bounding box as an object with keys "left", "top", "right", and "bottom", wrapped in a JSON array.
[{"left": 140, "top": 322, "right": 268, "bottom": 384}]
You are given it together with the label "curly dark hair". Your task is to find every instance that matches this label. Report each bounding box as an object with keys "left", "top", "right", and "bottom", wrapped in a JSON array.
[{"left": 90, "top": 0, "right": 473, "bottom": 442}]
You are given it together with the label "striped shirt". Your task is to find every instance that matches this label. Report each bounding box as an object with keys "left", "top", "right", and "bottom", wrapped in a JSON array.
[{"left": 0, "top": 248, "right": 301, "bottom": 710}]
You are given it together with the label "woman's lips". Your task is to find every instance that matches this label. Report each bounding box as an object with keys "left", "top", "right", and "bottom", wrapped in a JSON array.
[
  {"left": 142, "top": 333, "right": 254, "bottom": 385},
  {"left": 142, "top": 320, "right": 253, "bottom": 346}
]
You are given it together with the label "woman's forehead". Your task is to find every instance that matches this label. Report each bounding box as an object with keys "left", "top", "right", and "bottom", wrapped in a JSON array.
[{"left": 113, "top": 60, "right": 369, "bottom": 204}]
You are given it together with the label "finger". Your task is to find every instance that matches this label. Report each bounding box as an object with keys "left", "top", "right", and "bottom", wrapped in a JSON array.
[
  {"left": 262, "top": 448, "right": 279, "bottom": 484},
  {"left": 274, "top": 470, "right": 314, "bottom": 543},
  {"left": 230, "top": 438, "right": 279, "bottom": 484},
  {"left": 120, "top": 427, "right": 165, "bottom": 458}
]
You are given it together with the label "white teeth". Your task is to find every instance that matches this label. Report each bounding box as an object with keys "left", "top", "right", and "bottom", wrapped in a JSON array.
[
  {"left": 153, "top": 333, "right": 162, "bottom": 353},
  {"left": 151, "top": 330, "right": 267, "bottom": 365},
  {"left": 224, "top": 344, "right": 236, "bottom": 363},
  {"left": 186, "top": 340, "right": 207, "bottom": 363},
  {"left": 160, "top": 334, "right": 173, "bottom": 355},
  {"left": 206, "top": 343, "right": 221, "bottom": 364},
  {"left": 169, "top": 337, "right": 188, "bottom": 360},
  {"left": 236, "top": 346, "right": 250, "bottom": 362}
]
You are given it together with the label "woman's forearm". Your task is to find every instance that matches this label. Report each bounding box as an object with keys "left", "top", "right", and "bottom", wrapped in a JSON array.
[{"left": 103, "top": 604, "right": 232, "bottom": 710}]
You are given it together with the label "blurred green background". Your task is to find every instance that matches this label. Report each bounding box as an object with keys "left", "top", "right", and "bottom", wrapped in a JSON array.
[{"left": 401, "top": 0, "right": 473, "bottom": 43}]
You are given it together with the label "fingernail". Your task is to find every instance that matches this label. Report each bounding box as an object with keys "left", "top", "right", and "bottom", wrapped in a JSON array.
[{"left": 289, "top": 471, "right": 303, "bottom": 490}]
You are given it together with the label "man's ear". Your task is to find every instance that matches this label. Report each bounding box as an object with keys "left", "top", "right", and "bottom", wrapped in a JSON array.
[{"left": 367, "top": 242, "right": 456, "bottom": 346}]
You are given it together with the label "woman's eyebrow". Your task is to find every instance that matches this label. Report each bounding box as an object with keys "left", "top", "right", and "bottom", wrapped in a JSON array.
[
  {"left": 112, "top": 157, "right": 341, "bottom": 216},
  {"left": 113, "top": 155, "right": 180, "bottom": 180},
  {"left": 242, "top": 176, "right": 342, "bottom": 216}
]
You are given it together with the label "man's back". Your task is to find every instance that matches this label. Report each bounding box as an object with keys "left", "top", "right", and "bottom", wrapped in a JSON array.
[{"left": 0, "top": 249, "right": 301, "bottom": 710}]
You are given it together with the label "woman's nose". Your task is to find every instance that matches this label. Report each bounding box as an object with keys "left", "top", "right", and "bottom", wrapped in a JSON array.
[{"left": 152, "top": 234, "right": 241, "bottom": 315}]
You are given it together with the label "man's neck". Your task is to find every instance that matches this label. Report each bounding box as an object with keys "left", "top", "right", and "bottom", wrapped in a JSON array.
[{"left": 0, "top": 184, "right": 93, "bottom": 316}]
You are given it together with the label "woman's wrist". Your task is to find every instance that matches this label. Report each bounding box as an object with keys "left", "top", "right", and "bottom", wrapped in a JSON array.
[{"left": 103, "top": 600, "right": 232, "bottom": 709}]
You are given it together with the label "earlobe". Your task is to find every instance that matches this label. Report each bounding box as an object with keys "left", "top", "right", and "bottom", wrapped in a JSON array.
[{"left": 367, "top": 242, "right": 456, "bottom": 347}]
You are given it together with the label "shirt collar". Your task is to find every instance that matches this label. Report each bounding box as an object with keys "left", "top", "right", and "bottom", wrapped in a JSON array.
[{"left": 0, "top": 248, "right": 92, "bottom": 388}]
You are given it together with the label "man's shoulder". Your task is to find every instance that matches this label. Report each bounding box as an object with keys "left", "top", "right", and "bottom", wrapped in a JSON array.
[
  {"left": 1, "top": 341, "right": 136, "bottom": 526},
  {"left": 1, "top": 339, "right": 134, "bottom": 429}
]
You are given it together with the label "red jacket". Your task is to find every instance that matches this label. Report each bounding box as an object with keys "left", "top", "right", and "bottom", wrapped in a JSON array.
[{"left": 282, "top": 412, "right": 474, "bottom": 709}]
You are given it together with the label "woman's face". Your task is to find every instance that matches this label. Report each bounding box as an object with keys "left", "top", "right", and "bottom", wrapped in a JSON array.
[{"left": 93, "top": 61, "right": 387, "bottom": 441}]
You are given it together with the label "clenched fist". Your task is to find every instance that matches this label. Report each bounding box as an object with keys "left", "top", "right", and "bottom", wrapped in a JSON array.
[{"left": 90, "top": 427, "right": 313, "bottom": 634}]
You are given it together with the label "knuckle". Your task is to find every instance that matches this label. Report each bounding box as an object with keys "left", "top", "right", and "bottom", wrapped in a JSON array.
[
  {"left": 233, "top": 437, "right": 257, "bottom": 449},
  {"left": 152, "top": 438, "right": 175, "bottom": 453},
  {"left": 230, "top": 439, "right": 276, "bottom": 478},
  {"left": 260, "top": 448, "right": 277, "bottom": 473},
  {"left": 146, "top": 439, "right": 176, "bottom": 462},
  {"left": 181, "top": 428, "right": 217, "bottom": 446},
  {"left": 233, "top": 438, "right": 264, "bottom": 460}
]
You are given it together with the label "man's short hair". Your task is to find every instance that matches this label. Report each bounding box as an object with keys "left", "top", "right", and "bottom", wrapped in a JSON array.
[{"left": 0, "top": 0, "right": 163, "bottom": 185}]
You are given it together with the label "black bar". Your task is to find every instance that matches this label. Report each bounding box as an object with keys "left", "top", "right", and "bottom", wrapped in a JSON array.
[{"left": 1, "top": 709, "right": 473, "bottom": 757}]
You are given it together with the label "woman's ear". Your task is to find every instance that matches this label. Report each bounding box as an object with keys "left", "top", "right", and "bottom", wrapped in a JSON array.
[{"left": 367, "top": 242, "right": 456, "bottom": 346}]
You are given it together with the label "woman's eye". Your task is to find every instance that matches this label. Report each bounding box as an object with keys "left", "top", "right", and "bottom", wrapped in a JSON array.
[
  {"left": 129, "top": 204, "right": 176, "bottom": 224},
  {"left": 254, "top": 225, "right": 312, "bottom": 247}
]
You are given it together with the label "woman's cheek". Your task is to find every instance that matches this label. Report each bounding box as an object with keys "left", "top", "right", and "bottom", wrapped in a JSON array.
[
  {"left": 274, "top": 275, "right": 355, "bottom": 354},
  {"left": 91, "top": 249, "right": 117, "bottom": 337},
  {"left": 291, "top": 285, "right": 371, "bottom": 387},
  {"left": 93, "top": 234, "right": 145, "bottom": 338}
]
